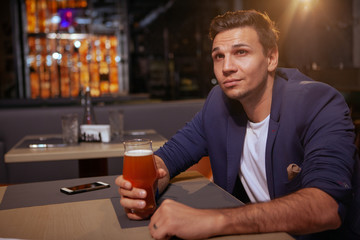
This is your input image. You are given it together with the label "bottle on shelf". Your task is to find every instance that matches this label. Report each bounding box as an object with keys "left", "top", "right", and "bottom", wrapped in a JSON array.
[
  {"left": 24, "top": 0, "right": 123, "bottom": 100},
  {"left": 82, "top": 86, "right": 97, "bottom": 124}
]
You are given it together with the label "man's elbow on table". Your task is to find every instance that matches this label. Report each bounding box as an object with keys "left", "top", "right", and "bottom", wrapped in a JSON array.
[{"left": 288, "top": 188, "right": 342, "bottom": 235}]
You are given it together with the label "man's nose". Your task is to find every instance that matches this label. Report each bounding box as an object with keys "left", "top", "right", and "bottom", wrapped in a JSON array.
[{"left": 222, "top": 56, "right": 237, "bottom": 73}]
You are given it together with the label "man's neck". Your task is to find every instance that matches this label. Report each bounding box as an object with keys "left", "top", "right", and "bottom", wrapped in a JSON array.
[
  {"left": 243, "top": 99, "right": 271, "bottom": 123},
  {"left": 241, "top": 77, "right": 274, "bottom": 123}
]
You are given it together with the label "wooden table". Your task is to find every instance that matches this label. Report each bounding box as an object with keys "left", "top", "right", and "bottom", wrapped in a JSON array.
[
  {"left": 5, "top": 129, "right": 166, "bottom": 163},
  {"left": 0, "top": 171, "right": 294, "bottom": 240},
  {"left": 4, "top": 129, "right": 167, "bottom": 177}
]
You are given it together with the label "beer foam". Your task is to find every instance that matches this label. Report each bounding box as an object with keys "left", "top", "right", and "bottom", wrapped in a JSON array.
[{"left": 125, "top": 149, "right": 153, "bottom": 156}]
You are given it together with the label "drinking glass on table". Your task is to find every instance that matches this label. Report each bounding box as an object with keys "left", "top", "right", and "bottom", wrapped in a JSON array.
[
  {"left": 61, "top": 113, "right": 79, "bottom": 145},
  {"left": 123, "top": 139, "right": 158, "bottom": 215},
  {"left": 109, "top": 110, "right": 124, "bottom": 141}
]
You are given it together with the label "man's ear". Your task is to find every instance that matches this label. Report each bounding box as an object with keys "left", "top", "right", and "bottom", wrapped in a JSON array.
[{"left": 267, "top": 47, "right": 278, "bottom": 72}]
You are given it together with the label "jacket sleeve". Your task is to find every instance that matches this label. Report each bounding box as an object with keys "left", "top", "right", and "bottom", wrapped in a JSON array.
[
  {"left": 297, "top": 81, "right": 356, "bottom": 221},
  {"left": 154, "top": 87, "right": 217, "bottom": 178}
]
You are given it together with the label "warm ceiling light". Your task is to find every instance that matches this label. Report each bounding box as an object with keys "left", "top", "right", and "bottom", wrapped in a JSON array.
[{"left": 299, "top": 0, "right": 314, "bottom": 11}]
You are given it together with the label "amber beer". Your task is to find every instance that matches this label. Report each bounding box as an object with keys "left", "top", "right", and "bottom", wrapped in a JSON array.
[{"left": 123, "top": 139, "right": 157, "bottom": 215}]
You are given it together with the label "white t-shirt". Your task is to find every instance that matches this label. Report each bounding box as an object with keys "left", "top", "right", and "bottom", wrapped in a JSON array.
[{"left": 239, "top": 115, "right": 270, "bottom": 203}]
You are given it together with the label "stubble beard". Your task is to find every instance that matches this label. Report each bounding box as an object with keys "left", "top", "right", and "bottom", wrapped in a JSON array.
[{"left": 221, "top": 72, "right": 269, "bottom": 106}]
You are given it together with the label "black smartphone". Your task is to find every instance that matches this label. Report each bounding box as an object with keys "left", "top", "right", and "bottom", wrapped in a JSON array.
[{"left": 60, "top": 181, "right": 110, "bottom": 195}]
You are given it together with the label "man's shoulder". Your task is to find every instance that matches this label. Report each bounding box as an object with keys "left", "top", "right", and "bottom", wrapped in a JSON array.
[
  {"left": 273, "top": 68, "right": 347, "bottom": 114},
  {"left": 206, "top": 85, "right": 229, "bottom": 104},
  {"left": 276, "top": 67, "right": 313, "bottom": 83},
  {"left": 276, "top": 67, "right": 337, "bottom": 93}
]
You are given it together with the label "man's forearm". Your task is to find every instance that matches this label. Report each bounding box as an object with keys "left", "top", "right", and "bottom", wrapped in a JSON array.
[{"left": 217, "top": 187, "right": 341, "bottom": 236}]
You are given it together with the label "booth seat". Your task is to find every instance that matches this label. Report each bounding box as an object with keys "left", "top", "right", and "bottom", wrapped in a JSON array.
[{"left": 0, "top": 99, "right": 205, "bottom": 184}]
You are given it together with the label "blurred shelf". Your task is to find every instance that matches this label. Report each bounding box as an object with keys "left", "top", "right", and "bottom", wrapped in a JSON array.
[{"left": 0, "top": 93, "right": 150, "bottom": 108}]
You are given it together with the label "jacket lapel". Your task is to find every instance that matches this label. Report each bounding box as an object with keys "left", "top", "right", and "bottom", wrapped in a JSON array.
[
  {"left": 226, "top": 100, "right": 247, "bottom": 193},
  {"left": 266, "top": 70, "right": 287, "bottom": 199},
  {"left": 266, "top": 119, "right": 279, "bottom": 199}
]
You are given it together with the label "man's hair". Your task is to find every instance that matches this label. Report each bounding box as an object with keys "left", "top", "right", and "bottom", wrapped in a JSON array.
[{"left": 209, "top": 10, "right": 279, "bottom": 54}]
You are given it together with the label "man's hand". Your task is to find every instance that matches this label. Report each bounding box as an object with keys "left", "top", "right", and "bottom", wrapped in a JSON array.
[
  {"left": 149, "top": 199, "right": 220, "bottom": 240},
  {"left": 115, "top": 155, "right": 169, "bottom": 220},
  {"left": 115, "top": 175, "right": 150, "bottom": 219}
]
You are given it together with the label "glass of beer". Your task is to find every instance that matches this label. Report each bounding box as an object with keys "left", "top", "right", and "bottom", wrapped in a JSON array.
[{"left": 123, "top": 139, "right": 157, "bottom": 215}]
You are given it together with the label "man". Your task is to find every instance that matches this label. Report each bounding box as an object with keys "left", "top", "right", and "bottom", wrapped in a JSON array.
[{"left": 116, "top": 10, "right": 360, "bottom": 239}]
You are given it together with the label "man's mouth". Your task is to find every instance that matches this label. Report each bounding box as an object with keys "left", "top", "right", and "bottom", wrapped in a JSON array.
[{"left": 223, "top": 79, "right": 242, "bottom": 88}]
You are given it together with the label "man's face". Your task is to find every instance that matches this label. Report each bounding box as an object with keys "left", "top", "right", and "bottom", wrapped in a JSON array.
[{"left": 211, "top": 27, "right": 277, "bottom": 103}]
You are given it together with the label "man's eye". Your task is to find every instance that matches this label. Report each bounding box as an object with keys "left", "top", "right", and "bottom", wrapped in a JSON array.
[
  {"left": 236, "top": 49, "right": 247, "bottom": 55},
  {"left": 213, "top": 54, "right": 224, "bottom": 60}
]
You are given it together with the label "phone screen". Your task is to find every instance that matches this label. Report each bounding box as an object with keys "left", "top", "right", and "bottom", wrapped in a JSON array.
[{"left": 60, "top": 181, "right": 110, "bottom": 194}]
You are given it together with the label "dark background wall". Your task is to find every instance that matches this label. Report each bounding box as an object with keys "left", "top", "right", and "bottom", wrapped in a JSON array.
[{"left": 0, "top": 0, "right": 357, "bottom": 102}]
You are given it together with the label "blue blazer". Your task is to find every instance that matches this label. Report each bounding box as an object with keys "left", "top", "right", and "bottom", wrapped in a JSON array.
[{"left": 156, "top": 68, "right": 360, "bottom": 239}]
